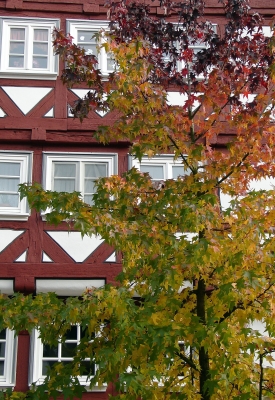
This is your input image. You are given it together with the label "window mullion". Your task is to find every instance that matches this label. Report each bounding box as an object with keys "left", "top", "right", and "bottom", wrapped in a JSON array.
[
  {"left": 165, "top": 162, "right": 170, "bottom": 180},
  {"left": 58, "top": 341, "right": 62, "bottom": 362},
  {"left": 78, "top": 161, "right": 83, "bottom": 196},
  {"left": 19, "top": 159, "right": 24, "bottom": 182},
  {"left": 99, "top": 36, "right": 105, "bottom": 72},
  {"left": 26, "top": 25, "right": 32, "bottom": 70},
  {"left": 77, "top": 325, "right": 80, "bottom": 343},
  {"left": 47, "top": 28, "right": 51, "bottom": 71}
]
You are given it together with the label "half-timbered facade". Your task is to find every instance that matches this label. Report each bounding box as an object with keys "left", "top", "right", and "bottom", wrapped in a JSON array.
[{"left": 0, "top": 0, "right": 274, "bottom": 397}]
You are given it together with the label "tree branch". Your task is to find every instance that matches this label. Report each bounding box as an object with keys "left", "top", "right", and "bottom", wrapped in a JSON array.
[
  {"left": 216, "top": 152, "right": 250, "bottom": 186},
  {"left": 175, "top": 351, "right": 199, "bottom": 372},
  {"left": 218, "top": 282, "right": 275, "bottom": 325},
  {"left": 167, "top": 134, "right": 197, "bottom": 174}
]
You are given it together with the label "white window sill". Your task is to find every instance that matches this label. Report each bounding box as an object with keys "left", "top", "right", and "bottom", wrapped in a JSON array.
[
  {"left": 0, "top": 385, "right": 15, "bottom": 390},
  {"left": 0, "top": 213, "right": 30, "bottom": 221},
  {"left": 32, "top": 378, "right": 107, "bottom": 392},
  {"left": 0, "top": 71, "right": 58, "bottom": 80},
  {"left": 84, "top": 385, "right": 107, "bottom": 392}
]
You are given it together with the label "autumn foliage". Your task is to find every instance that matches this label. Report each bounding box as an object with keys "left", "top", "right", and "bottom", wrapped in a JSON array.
[{"left": 2, "top": 0, "right": 275, "bottom": 399}]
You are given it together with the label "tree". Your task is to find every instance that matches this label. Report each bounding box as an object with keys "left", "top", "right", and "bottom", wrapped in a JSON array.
[{"left": 2, "top": 0, "right": 275, "bottom": 398}]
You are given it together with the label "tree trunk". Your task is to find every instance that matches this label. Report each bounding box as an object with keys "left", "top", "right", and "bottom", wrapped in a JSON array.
[{"left": 197, "top": 277, "right": 211, "bottom": 400}]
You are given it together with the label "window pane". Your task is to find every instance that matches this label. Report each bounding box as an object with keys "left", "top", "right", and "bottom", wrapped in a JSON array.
[
  {"left": 0, "top": 178, "right": 20, "bottom": 192},
  {"left": 82, "top": 44, "right": 97, "bottom": 56},
  {"left": 9, "top": 56, "right": 24, "bottom": 68},
  {"left": 43, "top": 344, "right": 58, "bottom": 357},
  {"left": 33, "top": 29, "right": 48, "bottom": 66},
  {"left": 0, "top": 361, "right": 4, "bottom": 375},
  {"left": 34, "top": 29, "right": 48, "bottom": 41},
  {"left": 42, "top": 360, "right": 56, "bottom": 375},
  {"left": 172, "top": 165, "right": 191, "bottom": 178},
  {"left": 140, "top": 165, "right": 164, "bottom": 180},
  {"left": 32, "top": 57, "right": 48, "bottom": 69},
  {"left": 80, "top": 326, "right": 91, "bottom": 339},
  {"left": 61, "top": 343, "right": 77, "bottom": 358},
  {"left": 0, "top": 162, "right": 20, "bottom": 176},
  {"left": 107, "top": 55, "right": 115, "bottom": 70},
  {"left": 77, "top": 30, "right": 96, "bottom": 43},
  {"left": 85, "top": 164, "right": 107, "bottom": 178},
  {"left": 172, "top": 165, "right": 185, "bottom": 178},
  {"left": 33, "top": 43, "right": 48, "bottom": 55},
  {"left": 84, "top": 194, "right": 93, "bottom": 205},
  {"left": 65, "top": 325, "right": 78, "bottom": 340},
  {"left": 53, "top": 163, "right": 76, "bottom": 192},
  {"left": 10, "top": 42, "right": 25, "bottom": 54},
  {"left": 0, "top": 330, "right": 6, "bottom": 340},
  {"left": 53, "top": 179, "right": 75, "bottom": 193},
  {"left": 77, "top": 31, "right": 97, "bottom": 56},
  {"left": 10, "top": 28, "right": 25, "bottom": 40},
  {"left": 54, "top": 164, "right": 76, "bottom": 178},
  {"left": 80, "top": 361, "right": 95, "bottom": 376},
  {"left": 84, "top": 180, "right": 96, "bottom": 193},
  {"left": 0, "top": 343, "right": 5, "bottom": 357},
  {"left": 9, "top": 28, "right": 25, "bottom": 68},
  {"left": 42, "top": 360, "right": 73, "bottom": 375},
  {"left": 0, "top": 194, "right": 19, "bottom": 207}
]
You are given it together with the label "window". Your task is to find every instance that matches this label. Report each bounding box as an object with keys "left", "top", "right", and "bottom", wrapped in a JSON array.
[
  {"left": 30, "top": 279, "right": 106, "bottom": 391},
  {"left": 30, "top": 326, "right": 106, "bottom": 391},
  {"left": 67, "top": 20, "right": 114, "bottom": 75},
  {"left": 0, "top": 17, "right": 59, "bottom": 79},
  {"left": 130, "top": 155, "right": 190, "bottom": 181},
  {"left": 0, "top": 329, "right": 17, "bottom": 389},
  {"left": 162, "top": 24, "right": 217, "bottom": 77},
  {"left": 43, "top": 153, "right": 117, "bottom": 204},
  {"left": 163, "top": 41, "right": 206, "bottom": 72},
  {"left": 0, "top": 152, "right": 32, "bottom": 220},
  {"left": 30, "top": 327, "right": 100, "bottom": 389}
]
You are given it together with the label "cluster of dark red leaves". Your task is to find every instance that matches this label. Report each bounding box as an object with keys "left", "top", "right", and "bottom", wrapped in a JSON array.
[
  {"left": 53, "top": 0, "right": 274, "bottom": 119},
  {"left": 106, "top": 0, "right": 272, "bottom": 91},
  {"left": 53, "top": 28, "right": 103, "bottom": 88},
  {"left": 53, "top": 28, "right": 109, "bottom": 120}
]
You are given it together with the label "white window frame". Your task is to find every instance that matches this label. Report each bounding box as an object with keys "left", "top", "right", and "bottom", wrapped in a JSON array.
[
  {"left": 43, "top": 152, "right": 117, "bottom": 201},
  {"left": 66, "top": 20, "right": 114, "bottom": 76},
  {"left": 29, "top": 328, "right": 106, "bottom": 391},
  {"left": 0, "top": 151, "right": 32, "bottom": 221},
  {"left": 0, "top": 329, "right": 17, "bottom": 389},
  {"left": 29, "top": 279, "right": 107, "bottom": 391},
  {"left": 130, "top": 154, "right": 190, "bottom": 181},
  {"left": 0, "top": 17, "right": 59, "bottom": 79}
]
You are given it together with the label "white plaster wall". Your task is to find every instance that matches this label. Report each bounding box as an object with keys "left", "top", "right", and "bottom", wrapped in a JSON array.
[
  {"left": 1, "top": 87, "right": 52, "bottom": 114},
  {"left": 0, "top": 229, "right": 23, "bottom": 253},
  {"left": 46, "top": 231, "right": 104, "bottom": 262}
]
